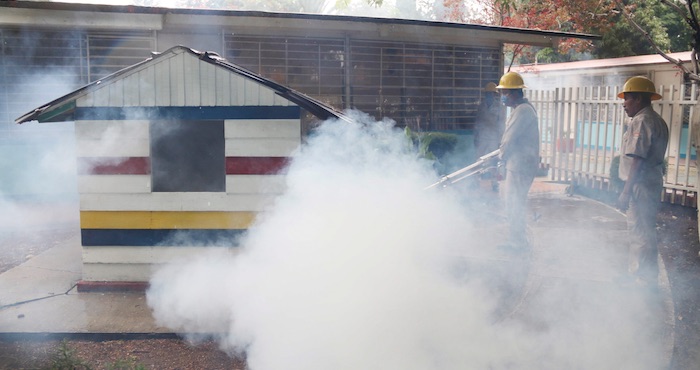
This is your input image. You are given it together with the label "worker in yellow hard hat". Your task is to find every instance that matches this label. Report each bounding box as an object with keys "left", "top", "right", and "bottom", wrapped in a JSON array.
[
  {"left": 496, "top": 71, "right": 540, "bottom": 253},
  {"left": 615, "top": 75, "right": 669, "bottom": 289},
  {"left": 474, "top": 82, "right": 506, "bottom": 191}
]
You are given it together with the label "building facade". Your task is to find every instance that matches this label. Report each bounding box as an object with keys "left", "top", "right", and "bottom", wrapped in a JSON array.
[
  {"left": 5, "top": 1, "right": 596, "bottom": 285},
  {"left": 0, "top": 1, "right": 596, "bottom": 134}
]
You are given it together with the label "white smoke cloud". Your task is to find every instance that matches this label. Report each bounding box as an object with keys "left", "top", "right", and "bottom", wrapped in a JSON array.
[
  {"left": 147, "top": 111, "right": 666, "bottom": 370},
  {"left": 0, "top": 68, "right": 79, "bottom": 222}
]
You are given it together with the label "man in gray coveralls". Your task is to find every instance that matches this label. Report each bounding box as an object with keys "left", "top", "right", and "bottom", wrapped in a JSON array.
[
  {"left": 616, "top": 76, "right": 669, "bottom": 288},
  {"left": 496, "top": 71, "right": 540, "bottom": 252}
]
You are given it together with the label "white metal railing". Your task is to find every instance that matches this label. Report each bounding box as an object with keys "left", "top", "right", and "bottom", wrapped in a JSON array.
[{"left": 527, "top": 85, "right": 698, "bottom": 206}]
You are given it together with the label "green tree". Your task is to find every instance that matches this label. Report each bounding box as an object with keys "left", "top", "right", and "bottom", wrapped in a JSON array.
[
  {"left": 489, "top": 0, "right": 694, "bottom": 65},
  {"left": 657, "top": 1, "right": 695, "bottom": 52},
  {"left": 613, "top": 0, "right": 700, "bottom": 80},
  {"left": 597, "top": 1, "right": 692, "bottom": 58}
]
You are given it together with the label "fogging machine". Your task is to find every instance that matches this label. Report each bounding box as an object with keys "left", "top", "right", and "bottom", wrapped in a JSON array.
[{"left": 425, "top": 149, "right": 500, "bottom": 190}]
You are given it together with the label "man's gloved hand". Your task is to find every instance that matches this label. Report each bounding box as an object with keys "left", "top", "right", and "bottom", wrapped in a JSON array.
[{"left": 497, "top": 161, "right": 506, "bottom": 180}]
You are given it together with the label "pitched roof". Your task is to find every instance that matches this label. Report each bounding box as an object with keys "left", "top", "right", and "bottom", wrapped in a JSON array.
[{"left": 16, "top": 45, "right": 351, "bottom": 124}]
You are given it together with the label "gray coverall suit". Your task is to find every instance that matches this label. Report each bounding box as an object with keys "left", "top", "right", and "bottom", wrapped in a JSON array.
[
  {"left": 499, "top": 99, "right": 540, "bottom": 249},
  {"left": 619, "top": 105, "right": 669, "bottom": 282}
]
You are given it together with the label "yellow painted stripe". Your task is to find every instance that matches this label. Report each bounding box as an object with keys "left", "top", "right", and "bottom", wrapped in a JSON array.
[{"left": 80, "top": 211, "right": 257, "bottom": 229}]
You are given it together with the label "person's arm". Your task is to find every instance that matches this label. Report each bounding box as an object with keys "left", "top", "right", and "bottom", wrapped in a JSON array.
[{"left": 617, "top": 155, "right": 643, "bottom": 211}]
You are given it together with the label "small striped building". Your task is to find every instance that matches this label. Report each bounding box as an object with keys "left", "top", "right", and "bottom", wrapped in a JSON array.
[{"left": 17, "top": 46, "right": 347, "bottom": 288}]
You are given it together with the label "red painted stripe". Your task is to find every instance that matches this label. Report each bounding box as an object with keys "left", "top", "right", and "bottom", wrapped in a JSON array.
[
  {"left": 78, "top": 157, "right": 150, "bottom": 175},
  {"left": 226, "top": 157, "right": 289, "bottom": 175},
  {"left": 78, "top": 157, "right": 287, "bottom": 175}
]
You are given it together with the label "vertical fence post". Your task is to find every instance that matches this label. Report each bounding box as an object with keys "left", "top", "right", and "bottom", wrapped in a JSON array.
[
  {"left": 552, "top": 88, "right": 562, "bottom": 181},
  {"left": 687, "top": 84, "right": 698, "bottom": 191},
  {"left": 570, "top": 87, "right": 579, "bottom": 181},
  {"left": 601, "top": 87, "right": 610, "bottom": 187},
  {"left": 584, "top": 86, "right": 593, "bottom": 177},
  {"left": 592, "top": 86, "right": 602, "bottom": 185}
]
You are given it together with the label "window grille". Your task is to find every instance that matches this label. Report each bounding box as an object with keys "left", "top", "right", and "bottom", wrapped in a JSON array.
[
  {"left": 87, "top": 33, "right": 155, "bottom": 82},
  {"left": 224, "top": 35, "right": 346, "bottom": 109},
  {"left": 349, "top": 40, "right": 500, "bottom": 130},
  {"left": 0, "top": 28, "right": 85, "bottom": 132},
  {"left": 224, "top": 34, "right": 499, "bottom": 131}
]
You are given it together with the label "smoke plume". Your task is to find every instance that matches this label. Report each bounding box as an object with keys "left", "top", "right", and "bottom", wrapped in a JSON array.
[{"left": 147, "top": 111, "right": 665, "bottom": 370}]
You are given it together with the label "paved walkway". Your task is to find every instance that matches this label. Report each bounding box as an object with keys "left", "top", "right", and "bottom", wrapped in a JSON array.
[
  {"left": 0, "top": 179, "right": 675, "bottom": 367},
  {"left": 0, "top": 234, "right": 170, "bottom": 335}
]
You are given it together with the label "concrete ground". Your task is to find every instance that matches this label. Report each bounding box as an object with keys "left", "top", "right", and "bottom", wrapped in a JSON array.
[
  {"left": 0, "top": 233, "right": 169, "bottom": 335},
  {"left": 0, "top": 179, "right": 675, "bottom": 367}
]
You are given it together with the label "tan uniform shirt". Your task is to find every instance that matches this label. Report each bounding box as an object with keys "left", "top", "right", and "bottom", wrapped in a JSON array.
[
  {"left": 619, "top": 106, "right": 669, "bottom": 184},
  {"left": 499, "top": 99, "right": 540, "bottom": 175}
]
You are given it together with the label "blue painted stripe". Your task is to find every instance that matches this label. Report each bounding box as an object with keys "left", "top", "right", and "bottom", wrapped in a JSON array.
[
  {"left": 74, "top": 106, "right": 301, "bottom": 120},
  {"left": 81, "top": 229, "right": 246, "bottom": 247}
]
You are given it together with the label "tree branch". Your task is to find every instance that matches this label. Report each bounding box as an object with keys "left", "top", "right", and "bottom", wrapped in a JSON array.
[
  {"left": 685, "top": 0, "right": 700, "bottom": 32},
  {"left": 507, "top": 44, "right": 525, "bottom": 72},
  {"left": 615, "top": 0, "right": 700, "bottom": 82},
  {"left": 659, "top": 0, "right": 698, "bottom": 31}
]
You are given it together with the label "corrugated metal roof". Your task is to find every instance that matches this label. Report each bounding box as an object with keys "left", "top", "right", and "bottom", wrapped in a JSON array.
[
  {"left": 16, "top": 45, "right": 352, "bottom": 124},
  {"left": 0, "top": 0, "right": 600, "bottom": 47}
]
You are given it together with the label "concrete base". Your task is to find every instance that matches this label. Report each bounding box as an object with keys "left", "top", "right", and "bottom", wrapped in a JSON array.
[{"left": 76, "top": 280, "right": 149, "bottom": 293}]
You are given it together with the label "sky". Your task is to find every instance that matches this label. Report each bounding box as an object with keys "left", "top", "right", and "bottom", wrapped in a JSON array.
[
  {"left": 53, "top": 0, "right": 380, "bottom": 10},
  {"left": 59, "top": 0, "right": 136, "bottom": 4}
]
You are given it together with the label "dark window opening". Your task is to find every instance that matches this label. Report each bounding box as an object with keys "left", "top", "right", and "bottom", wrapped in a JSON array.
[{"left": 150, "top": 120, "right": 225, "bottom": 192}]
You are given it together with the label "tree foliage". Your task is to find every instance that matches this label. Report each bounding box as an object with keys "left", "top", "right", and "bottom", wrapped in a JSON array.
[
  {"left": 614, "top": 0, "right": 700, "bottom": 81},
  {"left": 485, "top": 0, "right": 695, "bottom": 65},
  {"left": 493, "top": 0, "right": 614, "bottom": 59},
  {"left": 600, "top": 1, "right": 693, "bottom": 57}
]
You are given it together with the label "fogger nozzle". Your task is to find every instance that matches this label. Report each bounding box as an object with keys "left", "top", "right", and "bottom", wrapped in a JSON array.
[{"left": 425, "top": 149, "right": 500, "bottom": 190}]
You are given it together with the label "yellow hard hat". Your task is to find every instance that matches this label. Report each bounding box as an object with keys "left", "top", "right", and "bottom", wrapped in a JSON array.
[
  {"left": 496, "top": 71, "right": 526, "bottom": 89},
  {"left": 484, "top": 82, "right": 498, "bottom": 92},
  {"left": 617, "top": 76, "right": 661, "bottom": 100}
]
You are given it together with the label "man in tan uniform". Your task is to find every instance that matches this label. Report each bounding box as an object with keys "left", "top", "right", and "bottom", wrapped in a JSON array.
[
  {"left": 617, "top": 76, "right": 669, "bottom": 287},
  {"left": 496, "top": 72, "right": 540, "bottom": 252}
]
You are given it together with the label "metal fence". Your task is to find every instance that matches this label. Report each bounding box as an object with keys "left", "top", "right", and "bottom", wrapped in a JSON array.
[{"left": 527, "top": 85, "right": 698, "bottom": 207}]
